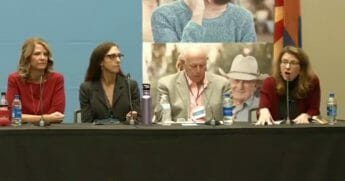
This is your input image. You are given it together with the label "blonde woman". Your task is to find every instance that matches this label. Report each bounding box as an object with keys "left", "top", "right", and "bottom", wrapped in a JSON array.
[{"left": 6, "top": 37, "right": 65, "bottom": 124}]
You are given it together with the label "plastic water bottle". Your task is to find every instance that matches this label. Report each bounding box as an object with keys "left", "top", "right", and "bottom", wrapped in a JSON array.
[
  {"left": 159, "top": 94, "right": 172, "bottom": 124},
  {"left": 223, "top": 92, "right": 233, "bottom": 125},
  {"left": 0, "top": 92, "right": 11, "bottom": 126},
  {"left": 12, "top": 95, "right": 22, "bottom": 126},
  {"left": 141, "top": 84, "right": 152, "bottom": 125},
  {"left": 0, "top": 92, "right": 7, "bottom": 106},
  {"left": 327, "top": 92, "right": 337, "bottom": 125}
]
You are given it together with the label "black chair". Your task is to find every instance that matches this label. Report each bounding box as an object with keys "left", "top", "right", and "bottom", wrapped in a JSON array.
[
  {"left": 248, "top": 107, "right": 258, "bottom": 122},
  {"left": 74, "top": 109, "right": 82, "bottom": 123}
]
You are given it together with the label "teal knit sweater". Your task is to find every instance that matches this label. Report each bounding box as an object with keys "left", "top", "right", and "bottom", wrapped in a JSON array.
[{"left": 151, "top": 0, "right": 257, "bottom": 43}]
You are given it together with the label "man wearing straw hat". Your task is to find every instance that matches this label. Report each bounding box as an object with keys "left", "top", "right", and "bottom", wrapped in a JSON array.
[{"left": 220, "top": 54, "right": 267, "bottom": 122}]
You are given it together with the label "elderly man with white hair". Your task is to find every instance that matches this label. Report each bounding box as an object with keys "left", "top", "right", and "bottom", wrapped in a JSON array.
[
  {"left": 156, "top": 45, "right": 230, "bottom": 123},
  {"left": 220, "top": 54, "right": 267, "bottom": 122}
]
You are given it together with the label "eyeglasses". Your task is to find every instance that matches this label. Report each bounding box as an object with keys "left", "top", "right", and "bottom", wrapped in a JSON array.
[
  {"left": 280, "top": 60, "right": 299, "bottom": 67},
  {"left": 105, "top": 53, "right": 124, "bottom": 60}
]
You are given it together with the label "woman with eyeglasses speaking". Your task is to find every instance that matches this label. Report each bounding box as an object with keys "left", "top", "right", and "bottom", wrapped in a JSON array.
[
  {"left": 256, "top": 46, "right": 320, "bottom": 125},
  {"left": 79, "top": 42, "right": 140, "bottom": 123}
]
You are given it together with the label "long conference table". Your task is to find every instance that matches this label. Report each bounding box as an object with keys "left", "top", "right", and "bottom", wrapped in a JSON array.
[{"left": 1, "top": 121, "right": 345, "bottom": 181}]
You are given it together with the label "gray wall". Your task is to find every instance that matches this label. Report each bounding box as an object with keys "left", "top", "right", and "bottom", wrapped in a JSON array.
[
  {"left": 0, "top": 0, "right": 142, "bottom": 122},
  {"left": 302, "top": 0, "right": 345, "bottom": 119}
]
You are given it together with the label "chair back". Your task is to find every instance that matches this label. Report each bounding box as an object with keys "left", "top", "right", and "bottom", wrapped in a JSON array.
[
  {"left": 248, "top": 108, "right": 258, "bottom": 122},
  {"left": 74, "top": 109, "right": 82, "bottom": 123}
]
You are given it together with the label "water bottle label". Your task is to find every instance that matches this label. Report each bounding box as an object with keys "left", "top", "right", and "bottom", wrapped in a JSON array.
[
  {"left": 161, "top": 103, "right": 171, "bottom": 110},
  {"left": 223, "top": 107, "right": 233, "bottom": 117},
  {"left": 143, "top": 95, "right": 151, "bottom": 99},
  {"left": 330, "top": 106, "right": 337, "bottom": 117},
  {"left": 14, "top": 108, "right": 22, "bottom": 119},
  {"left": 141, "top": 95, "right": 152, "bottom": 125},
  {"left": 327, "top": 105, "right": 337, "bottom": 117}
]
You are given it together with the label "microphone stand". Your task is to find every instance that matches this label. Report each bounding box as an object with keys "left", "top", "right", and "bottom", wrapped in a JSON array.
[
  {"left": 39, "top": 74, "right": 46, "bottom": 127},
  {"left": 127, "top": 73, "right": 135, "bottom": 125},
  {"left": 285, "top": 79, "right": 291, "bottom": 125},
  {"left": 205, "top": 94, "right": 222, "bottom": 126},
  {"left": 210, "top": 106, "right": 216, "bottom": 127}
]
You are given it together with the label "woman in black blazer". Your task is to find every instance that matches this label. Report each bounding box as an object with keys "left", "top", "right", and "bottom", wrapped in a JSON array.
[{"left": 79, "top": 42, "right": 140, "bottom": 122}]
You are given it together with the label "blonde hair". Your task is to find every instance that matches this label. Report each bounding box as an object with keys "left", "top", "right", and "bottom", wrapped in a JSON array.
[{"left": 17, "top": 37, "right": 54, "bottom": 80}]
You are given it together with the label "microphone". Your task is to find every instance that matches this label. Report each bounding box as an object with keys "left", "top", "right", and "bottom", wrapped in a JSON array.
[
  {"left": 38, "top": 74, "right": 49, "bottom": 127},
  {"left": 126, "top": 73, "right": 136, "bottom": 125},
  {"left": 285, "top": 76, "right": 292, "bottom": 125}
]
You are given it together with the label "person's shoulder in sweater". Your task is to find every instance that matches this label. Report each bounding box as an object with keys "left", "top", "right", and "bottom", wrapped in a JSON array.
[{"left": 151, "top": 1, "right": 256, "bottom": 42}]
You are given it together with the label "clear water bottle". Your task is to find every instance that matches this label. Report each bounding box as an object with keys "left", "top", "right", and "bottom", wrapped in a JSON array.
[
  {"left": 159, "top": 94, "right": 172, "bottom": 124},
  {"left": 141, "top": 84, "right": 152, "bottom": 125},
  {"left": 0, "top": 92, "right": 11, "bottom": 126},
  {"left": 12, "top": 95, "right": 22, "bottom": 126},
  {"left": 0, "top": 92, "right": 8, "bottom": 106},
  {"left": 327, "top": 92, "right": 337, "bottom": 125},
  {"left": 223, "top": 92, "right": 233, "bottom": 125}
]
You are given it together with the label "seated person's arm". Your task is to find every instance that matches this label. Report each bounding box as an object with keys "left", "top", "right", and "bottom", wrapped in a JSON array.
[
  {"left": 151, "top": 9, "right": 181, "bottom": 42},
  {"left": 294, "top": 77, "right": 321, "bottom": 124},
  {"left": 306, "top": 77, "right": 321, "bottom": 117},
  {"left": 154, "top": 79, "right": 170, "bottom": 122},
  {"left": 256, "top": 78, "right": 274, "bottom": 125},
  {"left": 79, "top": 83, "right": 93, "bottom": 123},
  {"left": 23, "top": 112, "right": 64, "bottom": 123},
  {"left": 45, "top": 74, "right": 65, "bottom": 123},
  {"left": 293, "top": 113, "right": 311, "bottom": 124},
  {"left": 256, "top": 108, "right": 274, "bottom": 125},
  {"left": 126, "top": 80, "right": 141, "bottom": 120},
  {"left": 151, "top": 5, "right": 204, "bottom": 42},
  {"left": 239, "top": 9, "right": 257, "bottom": 42}
]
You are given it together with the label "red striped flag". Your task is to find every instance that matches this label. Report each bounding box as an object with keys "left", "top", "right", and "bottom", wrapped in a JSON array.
[{"left": 274, "top": 0, "right": 302, "bottom": 61}]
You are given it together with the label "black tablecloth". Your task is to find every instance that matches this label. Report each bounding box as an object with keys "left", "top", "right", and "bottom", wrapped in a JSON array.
[{"left": 1, "top": 122, "right": 345, "bottom": 181}]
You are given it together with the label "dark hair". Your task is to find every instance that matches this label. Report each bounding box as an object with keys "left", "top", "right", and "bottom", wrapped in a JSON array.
[
  {"left": 18, "top": 37, "right": 54, "bottom": 80},
  {"left": 272, "top": 46, "right": 316, "bottom": 99},
  {"left": 84, "top": 42, "right": 123, "bottom": 81}
]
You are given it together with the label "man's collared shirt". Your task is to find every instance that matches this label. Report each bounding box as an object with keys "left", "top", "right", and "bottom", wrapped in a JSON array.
[
  {"left": 233, "top": 95, "right": 259, "bottom": 122},
  {"left": 185, "top": 72, "right": 208, "bottom": 122}
]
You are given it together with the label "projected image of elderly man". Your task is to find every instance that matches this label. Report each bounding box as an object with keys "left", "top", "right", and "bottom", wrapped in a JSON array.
[
  {"left": 220, "top": 55, "right": 266, "bottom": 122},
  {"left": 156, "top": 45, "right": 230, "bottom": 123}
]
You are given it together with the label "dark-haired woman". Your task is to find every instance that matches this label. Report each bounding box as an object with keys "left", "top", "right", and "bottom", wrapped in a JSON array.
[{"left": 79, "top": 42, "right": 140, "bottom": 123}]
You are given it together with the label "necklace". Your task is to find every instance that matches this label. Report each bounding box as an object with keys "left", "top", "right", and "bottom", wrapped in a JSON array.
[{"left": 29, "top": 83, "right": 44, "bottom": 115}]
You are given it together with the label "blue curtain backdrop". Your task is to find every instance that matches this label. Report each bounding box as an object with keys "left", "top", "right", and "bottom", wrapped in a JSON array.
[{"left": 0, "top": 0, "right": 142, "bottom": 122}]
